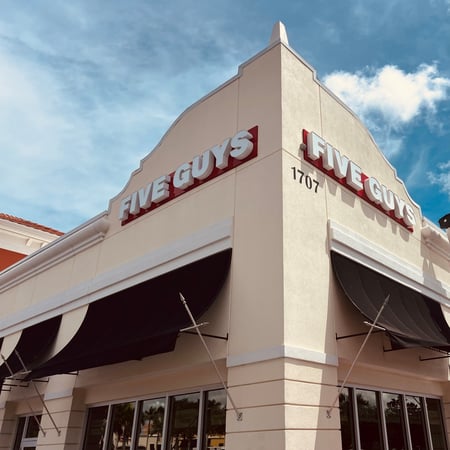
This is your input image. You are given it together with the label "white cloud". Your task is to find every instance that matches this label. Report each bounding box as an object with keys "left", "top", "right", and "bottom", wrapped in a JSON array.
[
  {"left": 428, "top": 162, "right": 450, "bottom": 198},
  {"left": 428, "top": 161, "right": 450, "bottom": 201},
  {"left": 0, "top": 1, "right": 253, "bottom": 231},
  {"left": 323, "top": 64, "right": 450, "bottom": 157}
]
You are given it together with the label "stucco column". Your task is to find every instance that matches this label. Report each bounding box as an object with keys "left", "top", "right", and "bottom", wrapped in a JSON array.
[
  {"left": 0, "top": 400, "right": 17, "bottom": 450},
  {"left": 35, "top": 385, "right": 85, "bottom": 450},
  {"left": 441, "top": 383, "right": 450, "bottom": 446}
]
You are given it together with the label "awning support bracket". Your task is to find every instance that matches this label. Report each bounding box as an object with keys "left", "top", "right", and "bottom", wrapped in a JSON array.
[
  {"left": 419, "top": 354, "right": 450, "bottom": 361},
  {"left": 179, "top": 292, "right": 243, "bottom": 421},
  {"left": 1, "top": 353, "right": 47, "bottom": 437},
  {"left": 419, "top": 347, "right": 450, "bottom": 361},
  {"left": 14, "top": 350, "right": 61, "bottom": 436},
  {"left": 326, "top": 294, "right": 390, "bottom": 419},
  {"left": 180, "top": 324, "right": 228, "bottom": 341},
  {"left": 336, "top": 329, "right": 385, "bottom": 341}
]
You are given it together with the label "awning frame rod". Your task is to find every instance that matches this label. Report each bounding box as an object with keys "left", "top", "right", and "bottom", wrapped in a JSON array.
[
  {"left": 180, "top": 325, "right": 229, "bottom": 341},
  {"left": 14, "top": 350, "right": 61, "bottom": 436},
  {"left": 326, "top": 294, "right": 390, "bottom": 419},
  {"left": 0, "top": 353, "right": 47, "bottom": 437},
  {"left": 179, "top": 292, "right": 243, "bottom": 421},
  {"left": 419, "top": 348, "right": 450, "bottom": 361},
  {"left": 336, "top": 329, "right": 384, "bottom": 340}
]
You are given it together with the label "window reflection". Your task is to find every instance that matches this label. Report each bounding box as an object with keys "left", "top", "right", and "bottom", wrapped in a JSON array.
[
  {"left": 136, "top": 397, "right": 166, "bottom": 450},
  {"left": 406, "top": 395, "right": 427, "bottom": 450},
  {"left": 340, "top": 389, "right": 449, "bottom": 450},
  {"left": 13, "top": 417, "right": 26, "bottom": 450},
  {"left": 339, "top": 388, "right": 355, "bottom": 450},
  {"left": 167, "top": 393, "right": 200, "bottom": 450},
  {"left": 356, "top": 389, "right": 382, "bottom": 450},
  {"left": 108, "top": 402, "right": 136, "bottom": 450},
  {"left": 25, "top": 415, "right": 42, "bottom": 439},
  {"left": 383, "top": 392, "right": 406, "bottom": 450},
  {"left": 83, "top": 406, "right": 109, "bottom": 450},
  {"left": 203, "top": 389, "right": 226, "bottom": 449},
  {"left": 426, "top": 397, "right": 448, "bottom": 450},
  {"left": 81, "top": 390, "right": 228, "bottom": 450}
]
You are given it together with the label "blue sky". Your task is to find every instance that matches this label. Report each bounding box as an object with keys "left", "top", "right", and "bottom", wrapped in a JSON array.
[{"left": 1, "top": 1, "right": 450, "bottom": 232}]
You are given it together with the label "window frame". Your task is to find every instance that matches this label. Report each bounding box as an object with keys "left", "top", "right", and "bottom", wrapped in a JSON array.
[
  {"left": 339, "top": 386, "right": 448, "bottom": 450},
  {"left": 13, "top": 415, "right": 42, "bottom": 450},
  {"left": 81, "top": 385, "right": 226, "bottom": 450}
]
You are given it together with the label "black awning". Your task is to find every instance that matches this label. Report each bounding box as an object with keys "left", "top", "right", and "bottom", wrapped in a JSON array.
[
  {"left": 28, "top": 248, "right": 232, "bottom": 379},
  {"left": 331, "top": 251, "right": 450, "bottom": 351},
  {"left": 0, "top": 316, "right": 61, "bottom": 379}
]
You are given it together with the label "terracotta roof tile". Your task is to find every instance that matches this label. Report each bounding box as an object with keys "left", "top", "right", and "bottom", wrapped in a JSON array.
[{"left": 0, "top": 213, "right": 63, "bottom": 236}]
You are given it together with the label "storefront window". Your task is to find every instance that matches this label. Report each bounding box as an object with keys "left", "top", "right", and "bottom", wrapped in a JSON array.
[
  {"left": 426, "top": 398, "right": 448, "bottom": 450},
  {"left": 107, "top": 402, "right": 136, "bottom": 450},
  {"left": 383, "top": 392, "right": 406, "bottom": 450},
  {"left": 203, "top": 389, "right": 226, "bottom": 449},
  {"left": 340, "top": 388, "right": 447, "bottom": 450},
  {"left": 339, "top": 388, "right": 355, "bottom": 450},
  {"left": 83, "top": 406, "right": 109, "bottom": 450},
  {"left": 166, "top": 392, "right": 200, "bottom": 450},
  {"left": 82, "top": 389, "right": 226, "bottom": 450},
  {"left": 356, "top": 389, "right": 382, "bottom": 450},
  {"left": 13, "top": 417, "right": 26, "bottom": 450},
  {"left": 13, "top": 415, "right": 42, "bottom": 450},
  {"left": 136, "top": 397, "right": 166, "bottom": 450},
  {"left": 406, "top": 395, "right": 427, "bottom": 450}
]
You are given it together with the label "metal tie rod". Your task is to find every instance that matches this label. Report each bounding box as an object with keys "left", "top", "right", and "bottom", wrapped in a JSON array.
[
  {"left": 326, "top": 294, "right": 390, "bottom": 418},
  {"left": 179, "top": 292, "right": 243, "bottom": 421},
  {"left": 14, "top": 350, "right": 61, "bottom": 436},
  {"left": 0, "top": 353, "right": 47, "bottom": 437}
]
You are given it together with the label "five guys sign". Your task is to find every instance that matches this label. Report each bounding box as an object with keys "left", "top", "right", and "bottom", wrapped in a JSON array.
[
  {"left": 301, "top": 130, "right": 416, "bottom": 231},
  {"left": 119, "top": 127, "right": 258, "bottom": 224}
]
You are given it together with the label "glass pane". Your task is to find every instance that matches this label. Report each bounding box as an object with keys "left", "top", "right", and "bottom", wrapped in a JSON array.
[
  {"left": 136, "top": 397, "right": 166, "bottom": 450},
  {"left": 167, "top": 392, "right": 200, "bottom": 450},
  {"left": 426, "top": 398, "right": 447, "bottom": 450},
  {"left": 406, "top": 395, "right": 427, "bottom": 450},
  {"left": 383, "top": 393, "right": 406, "bottom": 450},
  {"left": 339, "top": 388, "right": 355, "bottom": 450},
  {"left": 356, "top": 389, "right": 382, "bottom": 450},
  {"left": 25, "top": 415, "right": 42, "bottom": 438},
  {"left": 203, "top": 389, "right": 226, "bottom": 450},
  {"left": 83, "top": 405, "right": 109, "bottom": 450},
  {"left": 108, "top": 402, "right": 136, "bottom": 450},
  {"left": 13, "top": 417, "right": 26, "bottom": 450}
]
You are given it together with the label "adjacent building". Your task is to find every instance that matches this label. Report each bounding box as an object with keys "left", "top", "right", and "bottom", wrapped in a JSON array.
[{"left": 0, "top": 213, "right": 62, "bottom": 271}]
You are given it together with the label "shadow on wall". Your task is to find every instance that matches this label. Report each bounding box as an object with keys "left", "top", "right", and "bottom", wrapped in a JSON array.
[{"left": 311, "top": 254, "right": 342, "bottom": 450}]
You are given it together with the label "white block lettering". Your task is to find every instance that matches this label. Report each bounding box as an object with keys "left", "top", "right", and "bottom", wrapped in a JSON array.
[
  {"left": 230, "top": 130, "right": 254, "bottom": 160},
  {"left": 211, "top": 138, "right": 232, "bottom": 169},
  {"left": 381, "top": 186, "right": 395, "bottom": 211},
  {"left": 119, "top": 195, "right": 132, "bottom": 221},
  {"left": 364, "top": 177, "right": 382, "bottom": 203},
  {"left": 192, "top": 150, "right": 214, "bottom": 180},
  {"left": 307, "top": 132, "right": 326, "bottom": 161},
  {"left": 173, "top": 163, "right": 194, "bottom": 190},
  {"left": 152, "top": 175, "right": 170, "bottom": 203},
  {"left": 347, "top": 161, "right": 363, "bottom": 191},
  {"left": 333, "top": 148, "right": 349, "bottom": 179}
]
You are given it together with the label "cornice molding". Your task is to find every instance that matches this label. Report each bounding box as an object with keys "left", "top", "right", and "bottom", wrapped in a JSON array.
[
  {"left": 0, "top": 215, "right": 110, "bottom": 294},
  {"left": 421, "top": 219, "right": 450, "bottom": 261}
]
